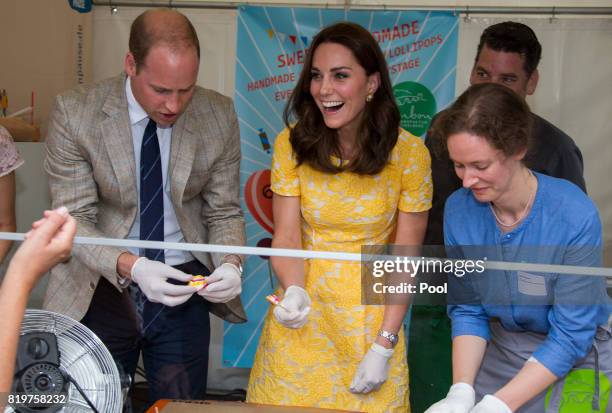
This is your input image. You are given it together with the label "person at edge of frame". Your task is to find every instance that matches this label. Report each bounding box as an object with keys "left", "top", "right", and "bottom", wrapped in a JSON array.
[
  {"left": 408, "top": 21, "right": 587, "bottom": 413},
  {"left": 425, "top": 82, "right": 610, "bottom": 413}
]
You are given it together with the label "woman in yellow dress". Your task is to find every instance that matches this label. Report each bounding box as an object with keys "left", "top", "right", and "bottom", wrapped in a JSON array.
[{"left": 247, "top": 22, "right": 432, "bottom": 412}]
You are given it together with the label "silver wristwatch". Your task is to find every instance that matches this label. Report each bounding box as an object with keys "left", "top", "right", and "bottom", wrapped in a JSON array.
[
  {"left": 223, "top": 254, "right": 243, "bottom": 274},
  {"left": 378, "top": 330, "right": 399, "bottom": 347}
]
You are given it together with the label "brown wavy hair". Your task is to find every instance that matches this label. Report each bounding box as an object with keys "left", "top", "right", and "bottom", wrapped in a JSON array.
[
  {"left": 430, "top": 83, "right": 532, "bottom": 159},
  {"left": 284, "top": 22, "right": 400, "bottom": 175}
]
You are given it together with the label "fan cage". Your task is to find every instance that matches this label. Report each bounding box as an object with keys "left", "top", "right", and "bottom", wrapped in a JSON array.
[{"left": 7, "top": 309, "right": 122, "bottom": 413}]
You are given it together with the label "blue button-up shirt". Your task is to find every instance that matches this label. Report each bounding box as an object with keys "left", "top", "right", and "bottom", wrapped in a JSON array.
[{"left": 444, "top": 172, "right": 610, "bottom": 377}]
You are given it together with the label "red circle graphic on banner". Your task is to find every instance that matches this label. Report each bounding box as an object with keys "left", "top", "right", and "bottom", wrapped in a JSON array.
[{"left": 245, "top": 169, "right": 274, "bottom": 234}]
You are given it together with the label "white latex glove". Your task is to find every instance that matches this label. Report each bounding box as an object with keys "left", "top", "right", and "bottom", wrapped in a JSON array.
[
  {"left": 197, "top": 263, "right": 242, "bottom": 303},
  {"left": 130, "top": 257, "right": 197, "bottom": 306},
  {"left": 349, "top": 342, "right": 393, "bottom": 394},
  {"left": 470, "top": 395, "right": 512, "bottom": 413},
  {"left": 273, "top": 285, "right": 311, "bottom": 329},
  {"left": 424, "top": 383, "right": 476, "bottom": 413}
]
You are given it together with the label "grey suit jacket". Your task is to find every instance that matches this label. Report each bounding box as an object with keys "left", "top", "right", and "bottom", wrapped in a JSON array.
[{"left": 43, "top": 74, "right": 247, "bottom": 324}]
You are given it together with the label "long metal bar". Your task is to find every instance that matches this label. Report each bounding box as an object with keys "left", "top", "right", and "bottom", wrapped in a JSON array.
[
  {"left": 93, "top": 1, "right": 612, "bottom": 15},
  {"left": 2, "top": 231, "right": 612, "bottom": 277}
]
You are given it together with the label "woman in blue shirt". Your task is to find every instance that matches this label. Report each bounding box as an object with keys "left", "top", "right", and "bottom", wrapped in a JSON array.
[{"left": 424, "top": 83, "right": 610, "bottom": 413}]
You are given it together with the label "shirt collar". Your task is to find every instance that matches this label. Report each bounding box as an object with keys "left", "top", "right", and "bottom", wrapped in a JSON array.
[{"left": 125, "top": 77, "right": 149, "bottom": 126}]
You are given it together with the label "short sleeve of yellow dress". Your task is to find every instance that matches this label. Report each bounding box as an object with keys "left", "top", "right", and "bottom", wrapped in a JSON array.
[{"left": 248, "top": 128, "right": 432, "bottom": 413}]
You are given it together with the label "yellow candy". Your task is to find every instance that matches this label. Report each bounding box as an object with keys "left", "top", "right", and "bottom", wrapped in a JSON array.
[
  {"left": 266, "top": 294, "right": 280, "bottom": 305},
  {"left": 189, "top": 275, "right": 207, "bottom": 288}
]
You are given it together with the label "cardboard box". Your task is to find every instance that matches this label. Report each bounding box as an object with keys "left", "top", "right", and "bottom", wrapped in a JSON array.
[
  {"left": 147, "top": 400, "right": 361, "bottom": 413},
  {"left": 0, "top": 118, "right": 40, "bottom": 142}
]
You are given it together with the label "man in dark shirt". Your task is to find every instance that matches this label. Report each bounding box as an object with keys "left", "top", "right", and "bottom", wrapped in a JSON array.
[{"left": 410, "top": 21, "right": 586, "bottom": 413}]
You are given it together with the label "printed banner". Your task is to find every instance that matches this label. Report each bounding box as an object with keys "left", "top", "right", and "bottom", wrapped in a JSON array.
[{"left": 225, "top": 5, "right": 458, "bottom": 367}]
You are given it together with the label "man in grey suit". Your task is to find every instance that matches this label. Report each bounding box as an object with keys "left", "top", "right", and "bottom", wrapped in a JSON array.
[{"left": 43, "top": 9, "right": 245, "bottom": 407}]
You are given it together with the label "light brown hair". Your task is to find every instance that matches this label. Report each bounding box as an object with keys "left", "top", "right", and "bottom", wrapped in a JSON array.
[
  {"left": 430, "top": 83, "right": 532, "bottom": 158},
  {"left": 129, "top": 9, "right": 200, "bottom": 71}
]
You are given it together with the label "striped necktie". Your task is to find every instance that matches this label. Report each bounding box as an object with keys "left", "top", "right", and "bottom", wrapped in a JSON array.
[{"left": 139, "top": 118, "right": 165, "bottom": 262}]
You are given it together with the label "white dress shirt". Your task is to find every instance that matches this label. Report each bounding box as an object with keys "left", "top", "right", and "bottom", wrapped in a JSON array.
[{"left": 125, "top": 77, "right": 194, "bottom": 265}]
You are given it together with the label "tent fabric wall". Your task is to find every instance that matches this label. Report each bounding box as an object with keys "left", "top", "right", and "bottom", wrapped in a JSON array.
[
  {"left": 88, "top": 7, "right": 612, "bottom": 392},
  {"left": 457, "top": 17, "right": 612, "bottom": 264},
  {"left": 0, "top": 0, "right": 92, "bottom": 138},
  {"left": 92, "top": 0, "right": 612, "bottom": 9}
]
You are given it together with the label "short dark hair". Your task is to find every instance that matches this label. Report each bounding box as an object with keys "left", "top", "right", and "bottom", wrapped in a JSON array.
[
  {"left": 475, "top": 21, "right": 542, "bottom": 76},
  {"left": 284, "top": 22, "right": 400, "bottom": 175},
  {"left": 129, "top": 9, "right": 200, "bottom": 71},
  {"left": 430, "top": 83, "right": 532, "bottom": 159}
]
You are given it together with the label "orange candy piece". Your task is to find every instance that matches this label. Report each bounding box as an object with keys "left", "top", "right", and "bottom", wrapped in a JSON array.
[
  {"left": 189, "top": 275, "right": 207, "bottom": 288},
  {"left": 266, "top": 294, "right": 281, "bottom": 305}
]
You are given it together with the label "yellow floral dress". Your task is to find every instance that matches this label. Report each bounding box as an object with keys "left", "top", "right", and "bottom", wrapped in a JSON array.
[{"left": 247, "top": 128, "right": 432, "bottom": 413}]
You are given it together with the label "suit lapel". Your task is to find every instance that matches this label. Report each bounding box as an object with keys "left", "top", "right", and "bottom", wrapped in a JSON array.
[
  {"left": 169, "top": 104, "right": 197, "bottom": 206},
  {"left": 101, "top": 75, "right": 137, "bottom": 205}
]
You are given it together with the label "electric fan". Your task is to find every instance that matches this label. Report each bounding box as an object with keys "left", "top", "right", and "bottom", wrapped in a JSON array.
[{"left": 7, "top": 309, "right": 123, "bottom": 412}]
